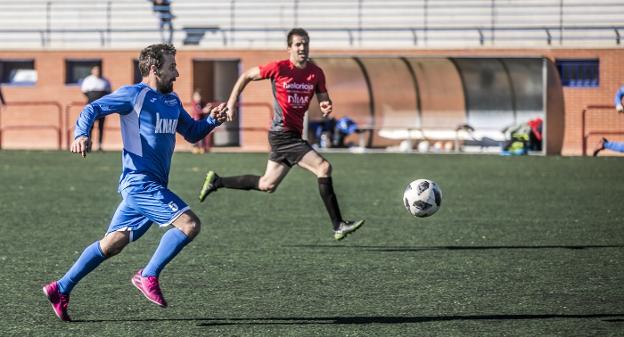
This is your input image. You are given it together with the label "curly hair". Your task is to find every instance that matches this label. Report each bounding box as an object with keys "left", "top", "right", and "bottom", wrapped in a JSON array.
[{"left": 138, "top": 43, "right": 176, "bottom": 77}]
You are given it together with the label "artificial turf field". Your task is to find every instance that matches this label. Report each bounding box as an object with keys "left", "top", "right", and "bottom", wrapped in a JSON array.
[{"left": 1, "top": 150, "right": 623, "bottom": 337}]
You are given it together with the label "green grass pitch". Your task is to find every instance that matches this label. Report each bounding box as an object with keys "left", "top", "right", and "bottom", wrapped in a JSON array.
[{"left": 1, "top": 150, "right": 623, "bottom": 336}]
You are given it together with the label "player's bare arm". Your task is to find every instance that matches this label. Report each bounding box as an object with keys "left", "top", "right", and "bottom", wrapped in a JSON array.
[
  {"left": 225, "top": 66, "right": 263, "bottom": 122},
  {"left": 70, "top": 136, "right": 92, "bottom": 158},
  {"left": 317, "top": 92, "right": 333, "bottom": 117}
]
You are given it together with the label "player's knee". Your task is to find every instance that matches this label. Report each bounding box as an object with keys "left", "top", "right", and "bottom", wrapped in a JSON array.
[
  {"left": 258, "top": 177, "right": 278, "bottom": 193},
  {"left": 264, "top": 184, "right": 278, "bottom": 193},
  {"left": 104, "top": 244, "right": 124, "bottom": 257},
  {"left": 186, "top": 220, "right": 201, "bottom": 240},
  {"left": 178, "top": 212, "right": 201, "bottom": 240},
  {"left": 99, "top": 232, "right": 129, "bottom": 257},
  {"left": 318, "top": 160, "right": 332, "bottom": 177}
]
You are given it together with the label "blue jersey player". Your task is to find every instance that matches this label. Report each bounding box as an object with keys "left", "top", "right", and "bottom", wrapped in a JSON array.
[{"left": 43, "top": 44, "right": 228, "bottom": 321}]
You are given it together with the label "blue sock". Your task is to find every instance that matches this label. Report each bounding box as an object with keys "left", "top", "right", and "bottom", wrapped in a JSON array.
[
  {"left": 142, "top": 228, "right": 190, "bottom": 277},
  {"left": 57, "top": 241, "right": 106, "bottom": 295}
]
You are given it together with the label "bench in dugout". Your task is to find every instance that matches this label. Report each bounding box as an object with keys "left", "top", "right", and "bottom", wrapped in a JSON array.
[{"left": 377, "top": 124, "right": 505, "bottom": 152}]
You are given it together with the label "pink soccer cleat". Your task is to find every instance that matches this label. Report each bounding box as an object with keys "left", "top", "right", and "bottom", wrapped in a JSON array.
[
  {"left": 131, "top": 269, "right": 168, "bottom": 307},
  {"left": 42, "top": 281, "right": 71, "bottom": 322}
]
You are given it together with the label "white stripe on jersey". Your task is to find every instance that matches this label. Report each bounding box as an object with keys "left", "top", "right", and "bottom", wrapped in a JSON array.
[{"left": 121, "top": 87, "right": 149, "bottom": 156}]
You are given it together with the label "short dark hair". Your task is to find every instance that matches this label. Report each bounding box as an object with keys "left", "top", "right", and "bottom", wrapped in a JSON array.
[
  {"left": 138, "top": 43, "right": 176, "bottom": 77},
  {"left": 287, "top": 28, "right": 309, "bottom": 46}
]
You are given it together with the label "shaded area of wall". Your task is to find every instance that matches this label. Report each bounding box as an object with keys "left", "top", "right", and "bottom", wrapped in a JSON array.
[
  {"left": 408, "top": 58, "right": 465, "bottom": 130},
  {"left": 361, "top": 58, "right": 419, "bottom": 147},
  {"left": 308, "top": 57, "right": 371, "bottom": 127},
  {"left": 504, "top": 59, "right": 545, "bottom": 124}
]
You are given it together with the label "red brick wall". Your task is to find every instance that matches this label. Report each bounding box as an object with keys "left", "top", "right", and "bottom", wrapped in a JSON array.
[
  {"left": 1, "top": 47, "right": 622, "bottom": 155},
  {"left": 545, "top": 49, "right": 624, "bottom": 156}
]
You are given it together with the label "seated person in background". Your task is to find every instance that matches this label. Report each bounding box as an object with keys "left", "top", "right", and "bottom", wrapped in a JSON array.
[
  {"left": 593, "top": 137, "right": 624, "bottom": 156},
  {"left": 333, "top": 117, "right": 359, "bottom": 148},
  {"left": 81, "top": 65, "right": 112, "bottom": 151},
  {"left": 310, "top": 117, "right": 336, "bottom": 148},
  {"left": 309, "top": 116, "right": 359, "bottom": 148}
]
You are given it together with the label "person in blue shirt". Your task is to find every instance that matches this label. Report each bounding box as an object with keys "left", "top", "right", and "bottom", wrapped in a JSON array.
[
  {"left": 593, "top": 137, "right": 624, "bottom": 156},
  {"left": 333, "top": 117, "right": 359, "bottom": 147},
  {"left": 42, "top": 43, "right": 227, "bottom": 322},
  {"left": 615, "top": 85, "right": 624, "bottom": 113},
  {"left": 592, "top": 86, "right": 624, "bottom": 156}
]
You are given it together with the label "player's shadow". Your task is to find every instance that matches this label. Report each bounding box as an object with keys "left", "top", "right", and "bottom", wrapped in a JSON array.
[
  {"left": 74, "top": 313, "right": 624, "bottom": 325},
  {"left": 284, "top": 244, "right": 624, "bottom": 252},
  {"left": 196, "top": 314, "right": 624, "bottom": 326}
]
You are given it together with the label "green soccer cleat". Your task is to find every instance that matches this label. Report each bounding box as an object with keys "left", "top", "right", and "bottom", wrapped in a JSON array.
[
  {"left": 199, "top": 171, "right": 219, "bottom": 202},
  {"left": 333, "top": 219, "right": 365, "bottom": 241}
]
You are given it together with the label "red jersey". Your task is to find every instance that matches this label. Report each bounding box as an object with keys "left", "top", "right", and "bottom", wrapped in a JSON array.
[{"left": 259, "top": 59, "right": 327, "bottom": 135}]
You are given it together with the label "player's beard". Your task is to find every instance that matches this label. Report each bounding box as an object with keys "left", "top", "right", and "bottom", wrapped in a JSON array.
[{"left": 157, "top": 78, "right": 174, "bottom": 94}]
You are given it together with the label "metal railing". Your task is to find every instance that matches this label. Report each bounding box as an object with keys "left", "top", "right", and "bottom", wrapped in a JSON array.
[
  {"left": 0, "top": 26, "right": 621, "bottom": 48},
  {"left": 0, "top": 101, "right": 63, "bottom": 150}
]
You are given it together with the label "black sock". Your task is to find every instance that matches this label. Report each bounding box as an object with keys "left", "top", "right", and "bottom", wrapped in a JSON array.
[
  {"left": 318, "top": 177, "right": 343, "bottom": 230},
  {"left": 218, "top": 175, "right": 260, "bottom": 191}
]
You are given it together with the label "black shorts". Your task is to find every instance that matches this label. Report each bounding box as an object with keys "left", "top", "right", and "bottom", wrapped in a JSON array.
[{"left": 268, "top": 131, "right": 314, "bottom": 168}]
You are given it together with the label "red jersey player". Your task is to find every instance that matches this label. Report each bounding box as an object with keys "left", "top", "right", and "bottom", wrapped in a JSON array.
[{"left": 198, "top": 28, "right": 364, "bottom": 240}]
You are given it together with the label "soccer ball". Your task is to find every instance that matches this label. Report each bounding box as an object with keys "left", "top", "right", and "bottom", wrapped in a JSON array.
[{"left": 403, "top": 179, "right": 442, "bottom": 217}]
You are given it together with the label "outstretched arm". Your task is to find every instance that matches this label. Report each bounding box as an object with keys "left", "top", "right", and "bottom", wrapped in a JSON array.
[
  {"left": 226, "top": 66, "right": 263, "bottom": 122},
  {"left": 317, "top": 92, "right": 333, "bottom": 118},
  {"left": 177, "top": 103, "right": 228, "bottom": 143}
]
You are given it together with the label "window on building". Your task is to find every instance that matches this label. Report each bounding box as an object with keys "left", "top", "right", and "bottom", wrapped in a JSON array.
[
  {"left": 65, "top": 59, "right": 101, "bottom": 85},
  {"left": 0, "top": 60, "right": 36, "bottom": 85},
  {"left": 555, "top": 59, "right": 599, "bottom": 88}
]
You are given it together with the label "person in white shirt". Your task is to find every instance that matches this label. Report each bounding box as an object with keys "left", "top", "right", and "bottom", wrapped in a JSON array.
[{"left": 81, "top": 65, "right": 112, "bottom": 151}]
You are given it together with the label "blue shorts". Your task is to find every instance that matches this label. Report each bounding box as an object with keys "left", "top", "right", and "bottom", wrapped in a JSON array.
[{"left": 106, "top": 185, "right": 190, "bottom": 242}]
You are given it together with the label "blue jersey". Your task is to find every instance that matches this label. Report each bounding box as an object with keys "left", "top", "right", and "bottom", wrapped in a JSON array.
[{"left": 74, "top": 82, "right": 220, "bottom": 191}]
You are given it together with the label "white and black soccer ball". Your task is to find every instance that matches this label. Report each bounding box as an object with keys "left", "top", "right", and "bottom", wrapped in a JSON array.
[{"left": 403, "top": 179, "right": 442, "bottom": 217}]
